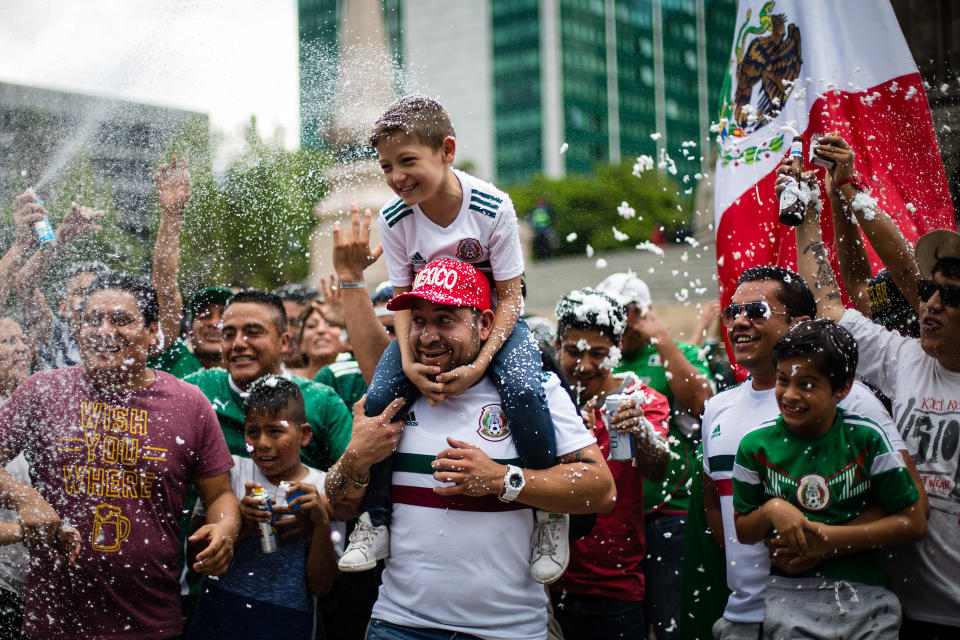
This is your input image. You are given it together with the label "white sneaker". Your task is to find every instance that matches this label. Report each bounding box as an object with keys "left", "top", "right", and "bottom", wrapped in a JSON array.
[
  {"left": 338, "top": 512, "right": 390, "bottom": 572},
  {"left": 530, "top": 511, "right": 569, "bottom": 584}
]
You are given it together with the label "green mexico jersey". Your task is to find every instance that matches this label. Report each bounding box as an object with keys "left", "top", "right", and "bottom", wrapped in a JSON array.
[
  {"left": 314, "top": 355, "right": 367, "bottom": 409},
  {"left": 616, "top": 341, "right": 709, "bottom": 513},
  {"left": 184, "top": 367, "right": 352, "bottom": 471},
  {"left": 732, "top": 409, "right": 919, "bottom": 585},
  {"left": 147, "top": 337, "right": 203, "bottom": 379}
]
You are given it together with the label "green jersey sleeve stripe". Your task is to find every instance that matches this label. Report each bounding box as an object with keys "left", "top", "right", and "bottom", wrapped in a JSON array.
[
  {"left": 382, "top": 199, "right": 406, "bottom": 217},
  {"left": 732, "top": 462, "right": 760, "bottom": 485},
  {"left": 395, "top": 452, "right": 521, "bottom": 475},
  {"left": 384, "top": 206, "right": 413, "bottom": 222},
  {"left": 468, "top": 203, "right": 497, "bottom": 218},
  {"left": 843, "top": 412, "right": 897, "bottom": 451},
  {"left": 470, "top": 188, "right": 503, "bottom": 204},
  {"left": 385, "top": 209, "right": 413, "bottom": 228},
  {"left": 707, "top": 454, "right": 735, "bottom": 472},
  {"left": 871, "top": 451, "right": 906, "bottom": 476}
]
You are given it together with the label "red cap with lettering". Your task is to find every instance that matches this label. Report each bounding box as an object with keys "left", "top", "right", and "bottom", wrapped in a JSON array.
[{"left": 386, "top": 258, "right": 492, "bottom": 312}]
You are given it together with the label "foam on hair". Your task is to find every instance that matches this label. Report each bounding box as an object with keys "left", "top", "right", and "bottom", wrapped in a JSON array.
[{"left": 555, "top": 288, "right": 627, "bottom": 344}]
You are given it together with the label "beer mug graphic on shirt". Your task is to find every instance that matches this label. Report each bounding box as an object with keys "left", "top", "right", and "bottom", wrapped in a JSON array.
[{"left": 91, "top": 504, "right": 130, "bottom": 552}]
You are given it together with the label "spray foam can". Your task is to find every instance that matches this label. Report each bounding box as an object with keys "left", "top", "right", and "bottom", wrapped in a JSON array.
[
  {"left": 26, "top": 189, "right": 56, "bottom": 250},
  {"left": 251, "top": 486, "right": 278, "bottom": 554}
]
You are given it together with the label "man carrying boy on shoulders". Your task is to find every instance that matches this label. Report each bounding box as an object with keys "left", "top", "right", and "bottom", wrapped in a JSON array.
[
  {"left": 325, "top": 260, "right": 616, "bottom": 640},
  {"left": 340, "top": 95, "right": 571, "bottom": 583}
]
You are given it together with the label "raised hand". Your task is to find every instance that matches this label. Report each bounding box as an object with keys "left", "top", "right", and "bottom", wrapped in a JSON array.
[
  {"left": 58, "top": 204, "right": 105, "bottom": 245},
  {"left": 814, "top": 135, "right": 855, "bottom": 185},
  {"left": 155, "top": 155, "right": 191, "bottom": 216},
  {"left": 332, "top": 204, "right": 383, "bottom": 283},
  {"left": 12, "top": 192, "right": 46, "bottom": 247}
]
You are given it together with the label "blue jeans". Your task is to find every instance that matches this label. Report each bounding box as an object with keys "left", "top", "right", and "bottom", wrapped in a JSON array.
[
  {"left": 642, "top": 512, "right": 686, "bottom": 640},
  {"left": 550, "top": 592, "right": 645, "bottom": 640},
  {"left": 366, "top": 619, "right": 483, "bottom": 640},
  {"left": 362, "top": 318, "right": 557, "bottom": 525}
]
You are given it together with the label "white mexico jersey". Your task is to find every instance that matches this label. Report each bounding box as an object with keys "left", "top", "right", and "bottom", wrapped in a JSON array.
[
  {"left": 371, "top": 373, "right": 595, "bottom": 640},
  {"left": 701, "top": 378, "right": 904, "bottom": 623},
  {"left": 378, "top": 169, "right": 524, "bottom": 289}
]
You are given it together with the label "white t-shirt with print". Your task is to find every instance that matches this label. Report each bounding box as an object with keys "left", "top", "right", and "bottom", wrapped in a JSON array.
[
  {"left": 841, "top": 308, "right": 960, "bottom": 626},
  {"left": 378, "top": 169, "right": 524, "bottom": 290},
  {"left": 371, "top": 373, "right": 596, "bottom": 640},
  {"left": 701, "top": 376, "right": 905, "bottom": 623}
]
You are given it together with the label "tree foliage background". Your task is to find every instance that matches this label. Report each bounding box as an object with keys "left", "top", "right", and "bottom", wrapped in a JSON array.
[
  {"left": 166, "top": 116, "right": 332, "bottom": 292},
  {"left": 507, "top": 161, "right": 689, "bottom": 259}
]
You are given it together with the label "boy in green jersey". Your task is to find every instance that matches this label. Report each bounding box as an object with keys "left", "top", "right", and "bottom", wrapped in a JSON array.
[{"left": 732, "top": 319, "right": 926, "bottom": 639}]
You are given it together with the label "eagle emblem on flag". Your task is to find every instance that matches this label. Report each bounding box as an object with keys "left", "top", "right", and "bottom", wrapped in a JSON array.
[{"left": 718, "top": 1, "right": 802, "bottom": 142}]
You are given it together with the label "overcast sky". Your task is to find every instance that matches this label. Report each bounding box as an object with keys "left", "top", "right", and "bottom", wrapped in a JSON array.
[{"left": 0, "top": 0, "right": 301, "bottom": 154}]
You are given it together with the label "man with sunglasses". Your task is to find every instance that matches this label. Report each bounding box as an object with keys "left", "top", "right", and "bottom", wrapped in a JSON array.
[
  {"left": 700, "top": 265, "right": 914, "bottom": 640},
  {"left": 788, "top": 137, "right": 958, "bottom": 636}
]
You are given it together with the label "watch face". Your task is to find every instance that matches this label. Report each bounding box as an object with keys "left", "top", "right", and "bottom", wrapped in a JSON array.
[{"left": 509, "top": 473, "right": 523, "bottom": 489}]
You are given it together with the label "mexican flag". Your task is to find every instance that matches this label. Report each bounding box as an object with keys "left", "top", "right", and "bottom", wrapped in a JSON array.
[{"left": 713, "top": 0, "right": 954, "bottom": 338}]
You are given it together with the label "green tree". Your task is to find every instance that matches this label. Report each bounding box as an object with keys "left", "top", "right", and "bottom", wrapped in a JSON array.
[
  {"left": 508, "top": 161, "right": 689, "bottom": 259},
  {"left": 173, "top": 117, "right": 332, "bottom": 291}
]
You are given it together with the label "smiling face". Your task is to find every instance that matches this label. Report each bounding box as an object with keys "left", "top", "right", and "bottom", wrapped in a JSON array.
[
  {"left": 728, "top": 280, "right": 796, "bottom": 377},
  {"left": 244, "top": 407, "right": 311, "bottom": 483},
  {"left": 919, "top": 270, "right": 960, "bottom": 370},
  {"left": 78, "top": 289, "right": 156, "bottom": 384},
  {"left": 299, "top": 308, "right": 345, "bottom": 368},
  {"left": 409, "top": 300, "right": 491, "bottom": 374},
  {"left": 0, "top": 318, "right": 31, "bottom": 394},
  {"left": 376, "top": 131, "right": 455, "bottom": 213},
  {"left": 557, "top": 328, "right": 619, "bottom": 406},
  {"left": 775, "top": 356, "right": 851, "bottom": 435},
  {"left": 221, "top": 302, "right": 287, "bottom": 389}
]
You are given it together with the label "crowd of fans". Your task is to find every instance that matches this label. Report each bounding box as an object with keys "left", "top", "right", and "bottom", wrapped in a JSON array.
[{"left": 0, "top": 95, "right": 956, "bottom": 640}]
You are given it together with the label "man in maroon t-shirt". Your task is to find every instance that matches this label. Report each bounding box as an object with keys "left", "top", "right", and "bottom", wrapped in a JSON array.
[
  {"left": 0, "top": 273, "right": 239, "bottom": 640},
  {"left": 551, "top": 288, "right": 671, "bottom": 640}
]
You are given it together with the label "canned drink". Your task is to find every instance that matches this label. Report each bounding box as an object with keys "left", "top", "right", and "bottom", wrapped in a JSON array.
[
  {"left": 604, "top": 393, "right": 635, "bottom": 461},
  {"left": 251, "top": 487, "right": 277, "bottom": 554},
  {"left": 279, "top": 480, "right": 305, "bottom": 512},
  {"left": 809, "top": 134, "right": 836, "bottom": 171}
]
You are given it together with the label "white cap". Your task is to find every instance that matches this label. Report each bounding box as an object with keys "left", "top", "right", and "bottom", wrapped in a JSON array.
[{"left": 596, "top": 272, "right": 652, "bottom": 313}]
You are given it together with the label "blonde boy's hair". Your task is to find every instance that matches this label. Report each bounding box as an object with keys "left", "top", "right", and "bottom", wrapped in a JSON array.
[{"left": 368, "top": 95, "right": 456, "bottom": 151}]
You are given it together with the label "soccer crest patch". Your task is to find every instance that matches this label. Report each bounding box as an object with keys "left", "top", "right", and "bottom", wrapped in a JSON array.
[
  {"left": 457, "top": 238, "right": 484, "bottom": 262},
  {"left": 797, "top": 474, "right": 830, "bottom": 511},
  {"left": 478, "top": 404, "right": 510, "bottom": 442}
]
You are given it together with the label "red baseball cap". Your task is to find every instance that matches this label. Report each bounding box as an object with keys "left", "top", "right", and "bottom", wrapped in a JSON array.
[{"left": 386, "top": 258, "right": 492, "bottom": 312}]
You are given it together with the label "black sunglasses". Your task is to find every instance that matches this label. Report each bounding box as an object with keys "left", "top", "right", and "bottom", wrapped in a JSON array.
[
  {"left": 722, "top": 301, "right": 789, "bottom": 327},
  {"left": 917, "top": 279, "right": 960, "bottom": 307}
]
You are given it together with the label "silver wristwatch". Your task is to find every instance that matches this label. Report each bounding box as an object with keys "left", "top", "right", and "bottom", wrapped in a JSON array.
[{"left": 498, "top": 464, "right": 526, "bottom": 503}]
